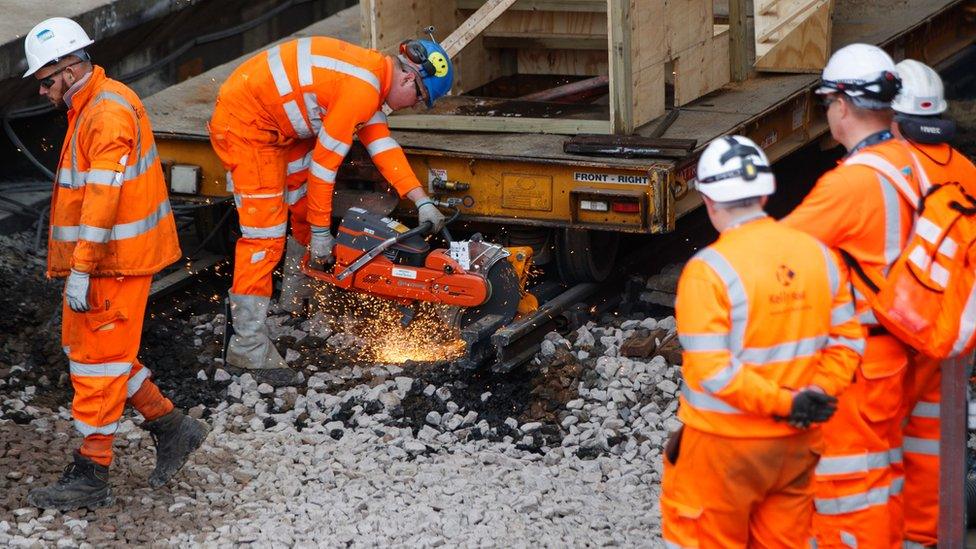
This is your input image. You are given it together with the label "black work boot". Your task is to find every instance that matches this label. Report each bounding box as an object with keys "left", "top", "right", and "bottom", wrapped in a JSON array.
[
  {"left": 27, "top": 452, "right": 114, "bottom": 511},
  {"left": 143, "top": 409, "right": 209, "bottom": 488}
]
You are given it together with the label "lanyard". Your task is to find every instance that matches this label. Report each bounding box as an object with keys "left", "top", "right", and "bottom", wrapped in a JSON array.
[{"left": 846, "top": 130, "right": 894, "bottom": 156}]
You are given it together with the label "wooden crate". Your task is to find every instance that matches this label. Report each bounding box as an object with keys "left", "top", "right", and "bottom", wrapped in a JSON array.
[{"left": 360, "top": 0, "right": 731, "bottom": 134}]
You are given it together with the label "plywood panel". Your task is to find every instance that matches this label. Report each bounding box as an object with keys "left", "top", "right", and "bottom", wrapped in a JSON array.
[
  {"left": 674, "top": 31, "right": 731, "bottom": 105},
  {"left": 477, "top": 9, "right": 608, "bottom": 36},
  {"left": 755, "top": 0, "right": 832, "bottom": 73},
  {"left": 665, "top": 0, "right": 712, "bottom": 55},
  {"left": 517, "top": 49, "right": 608, "bottom": 75},
  {"left": 362, "top": 0, "right": 457, "bottom": 54}
]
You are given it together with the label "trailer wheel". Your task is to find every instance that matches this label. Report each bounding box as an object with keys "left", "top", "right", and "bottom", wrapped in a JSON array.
[
  {"left": 194, "top": 202, "right": 239, "bottom": 256},
  {"left": 555, "top": 228, "right": 618, "bottom": 283}
]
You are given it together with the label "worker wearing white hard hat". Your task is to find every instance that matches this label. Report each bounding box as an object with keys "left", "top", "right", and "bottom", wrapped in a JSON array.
[
  {"left": 784, "top": 43, "right": 923, "bottom": 548},
  {"left": 891, "top": 59, "right": 976, "bottom": 549},
  {"left": 21, "top": 17, "right": 207, "bottom": 512},
  {"left": 662, "top": 135, "right": 860, "bottom": 547}
]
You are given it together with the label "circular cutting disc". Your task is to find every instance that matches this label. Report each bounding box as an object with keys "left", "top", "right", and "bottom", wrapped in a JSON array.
[{"left": 458, "top": 259, "right": 522, "bottom": 329}]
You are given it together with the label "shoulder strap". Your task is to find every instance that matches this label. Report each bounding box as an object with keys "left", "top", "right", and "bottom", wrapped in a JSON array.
[
  {"left": 845, "top": 152, "right": 921, "bottom": 208},
  {"left": 838, "top": 248, "right": 880, "bottom": 294}
]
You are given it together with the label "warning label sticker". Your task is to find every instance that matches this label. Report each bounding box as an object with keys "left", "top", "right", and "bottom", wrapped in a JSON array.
[
  {"left": 391, "top": 268, "right": 417, "bottom": 280},
  {"left": 574, "top": 172, "right": 649, "bottom": 185}
]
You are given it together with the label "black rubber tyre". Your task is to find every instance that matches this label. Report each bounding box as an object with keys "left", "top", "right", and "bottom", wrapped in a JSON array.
[{"left": 555, "top": 228, "right": 619, "bottom": 283}]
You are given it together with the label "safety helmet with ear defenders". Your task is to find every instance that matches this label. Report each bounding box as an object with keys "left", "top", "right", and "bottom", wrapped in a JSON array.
[
  {"left": 397, "top": 37, "right": 454, "bottom": 107},
  {"left": 694, "top": 135, "right": 776, "bottom": 202}
]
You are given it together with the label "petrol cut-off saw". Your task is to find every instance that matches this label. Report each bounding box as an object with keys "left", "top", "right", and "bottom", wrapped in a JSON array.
[{"left": 301, "top": 206, "right": 537, "bottom": 368}]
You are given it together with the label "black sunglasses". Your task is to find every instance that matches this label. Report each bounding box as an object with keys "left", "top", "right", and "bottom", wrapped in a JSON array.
[
  {"left": 39, "top": 61, "right": 82, "bottom": 89},
  {"left": 820, "top": 94, "right": 841, "bottom": 109}
]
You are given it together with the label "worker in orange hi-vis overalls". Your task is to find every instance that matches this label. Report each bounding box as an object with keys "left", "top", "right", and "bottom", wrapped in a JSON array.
[
  {"left": 20, "top": 17, "right": 208, "bottom": 511},
  {"left": 661, "top": 135, "right": 863, "bottom": 548},
  {"left": 782, "top": 44, "right": 921, "bottom": 549},
  {"left": 889, "top": 59, "right": 976, "bottom": 549},
  {"left": 210, "top": 35, "right": 455, "bottom": 387}
]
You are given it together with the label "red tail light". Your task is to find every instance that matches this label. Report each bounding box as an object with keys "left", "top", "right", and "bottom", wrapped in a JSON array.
[{"left": 611, "top": 201, "right": 640, "bottom": 213}]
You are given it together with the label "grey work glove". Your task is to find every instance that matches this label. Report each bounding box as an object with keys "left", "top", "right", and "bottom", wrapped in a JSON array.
[
  {"left": 309, "top": 227, "right": 335, "bottom": 266},
  {"left": 65, "top": 269, "right": 91, "bottom": 312},
  {"left": 782, "top": 390, "right": 838, "bottom": 429},
  {"left": 416, "top": 199, "right": 446, "bottom": 233}
]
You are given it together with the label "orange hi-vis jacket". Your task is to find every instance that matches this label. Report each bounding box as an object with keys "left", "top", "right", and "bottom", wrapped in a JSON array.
[
  {"left": 216, "top": 37, "right": 422, "bottom": 227},
  {"left": 784, "top": 136, "right": 919, "bottom": 339},
  {"left": 676, "top": 216, "right": 863, "bottom": 437},
  {"left": 908, "top": 140, "right": 976, "bottom": 195},
  {"left": 48, "top": 66, "right": 180, "bottom": 277}
]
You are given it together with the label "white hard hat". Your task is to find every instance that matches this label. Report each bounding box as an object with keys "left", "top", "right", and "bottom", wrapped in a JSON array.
[
  {"left": 816, "top": 43, "right": 901, "bottom": 110},
  {"left": 23, "top": 17, "right": 94, "bottom": 78},
  {"left": 695, "top": 136, "right": 775, "bottom": 202},
  {"left": 892, "top": 59, "right": 947, "bottom": 116}
]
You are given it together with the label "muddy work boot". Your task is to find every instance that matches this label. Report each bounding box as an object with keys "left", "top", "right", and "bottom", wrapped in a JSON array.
[
  {"left": 27, "top": 452, "right": 114, "bottom": 511},
  {"left": 225, "top": 292, "right": 302, "bottom": 387},
  {"left": 278, "top": 236, "right": 314, "bottom": 314},
  {"left": 143, "top": 409, "right": 209, "bottom": 488}
]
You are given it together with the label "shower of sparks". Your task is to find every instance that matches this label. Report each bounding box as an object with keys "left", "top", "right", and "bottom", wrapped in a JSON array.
[{"left": 310, "top": 286, "right": 466, "bottom": 364}]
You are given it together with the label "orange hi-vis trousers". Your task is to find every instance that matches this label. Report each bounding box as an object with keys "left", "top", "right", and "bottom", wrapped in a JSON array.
[
  {"left": 660, "top": 426, "right": 822, "bottom": 548},
  {"left": 902, "top": 355, "right": 941, "bottom": 547},
  {"left": 209, "top": 104, "right": 313, "bottom": 298},
  {"left": 812, "top": 335, "right": 908, "bottom": 549},
  {"left": 62, "top": 275, "right": 173, "bottom": 466}
]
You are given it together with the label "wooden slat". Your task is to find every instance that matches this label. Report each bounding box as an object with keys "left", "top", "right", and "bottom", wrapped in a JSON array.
[
  {"left": 674, "top": 31, "right": 731, "bottom": 106},
  {"left": 608, "top": 0, "right": 633, "bottom": 134},
  {"left": 483, "top": 34, "right": 606, "bottom": 50},
  {"left": 387, "top": 114, "right": 611, "bottom": 134},
  {"left": 729, "top": 0, "right": 751, "bottom": 81},
  {"left": 457, "top": 0, "right": 607, "bottom": 11},
  {"left": 755, "top": 0, "right": 833, "bottom": 73},
  {"left": 442, "top": 0, "right": 520, "bottom": 58}
]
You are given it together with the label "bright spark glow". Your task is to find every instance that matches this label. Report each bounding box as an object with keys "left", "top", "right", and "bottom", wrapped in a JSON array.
[{"left": 310, "top": 286, "right": 466, "bottom": 364}]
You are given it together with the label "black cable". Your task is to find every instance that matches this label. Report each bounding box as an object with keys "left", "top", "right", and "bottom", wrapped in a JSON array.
[{"left": 3, "top": 117, "right": 55, "bottom": 180}]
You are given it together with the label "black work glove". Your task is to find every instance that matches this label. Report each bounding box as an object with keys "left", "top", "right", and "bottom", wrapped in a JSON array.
[{"left": 785, "top": 390, "right": 838, "bottom": 429}]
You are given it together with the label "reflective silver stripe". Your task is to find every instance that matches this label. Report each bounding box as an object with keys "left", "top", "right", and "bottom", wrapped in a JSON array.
[
  {"left": 363, "top": 111, "right": 387, "bottom": 127},
  {"left": 739, "top": 335, "right": 827, "bottom": 365},
  {"left": 69, "top": 361, "right": 132, "bottom": 377},
  {"left": 890, "top": 447, "right": 903, "bottom": 464},
  {"left": 912, "top": 401, "right": 940, "bottom": 418},
  {"left": 282, "top": 100, "right": 312, "bottom": 138},
  {"left": 74, "top": 419, "right": 119, "bottom": 436},
  {"left": 318, "top": 129, "right": 351, "bottom": 156},
  {"left": 365, "top": 136, "right": 399, "bottom": 157},
  {"left": 820, "top": 244, "right": 840, "bottom": 296},
  {"left": 663, "top": 541, "right": 687, "bottom": 549},
  {"left": 86, "top": 169, "right": 120, "bottom": 186},
  {"left": 814, "top": 485, "right": 889, "bottom": 515},
  {"left": 904, "top": 436, "right": 939, "bottom": 456},
  {"left": 79, "top": 224, "right": 112, "bottom": 244},
  {"left": 266, "top": 45, "right": 292, "bottom": 96},
  {"left": 63, "top": 346, "right": 70, "bottom": 356},
  {"left": 846, "top": 153, "right": 920, "bottom": 205},
  {"left": 816, "top": 450, "right": 890, "bottom": 476},
  {"left": 915, "top": 216, "right": 941, "bottom": 245},
  {"left": 311, "top": 55, "right": 380, "bottom": 91},
  {"left": 64, "top": 91, "right": 146, "bottom": 190},
  {"left": 827, "top": 335, "right": 865, "bottom": 355},
  {"left": 841, "top": 531, "right": 858, "bottom": 548},
  {"left": 952, "top": 281, "right": 976, "bottom": 355},
  {"left": 127, "top": 366, "right": 151, "bottom": 397},
  {"left": 310, "top": 161, "right": 336, "bottom": 183},
  {"left": 701, "top": 357, "right": 743, "bottom": 393},
  {"left": 810, "top": 537, "right": 818, "bottom": 549},
  {"left": 225, "top": 172, "right": 234, "bottom": 193},
  {"left": 236, "top": 191, "right": 283, "bottom": 199},
  {"left": 678, "top": 333, "right": 729, "bottom": 352},
  {"left": 930, "top": 261, "right": 950, "bottom": 288},
  {"left": 692, "top": 248, "right": 749, "bottom": 393},
  {"left": 297, "top": 37, "right": 313, "bottom": 86},
  {"left": 859, "top": 308, "right": 878, "bottom": 325},
  {"left": 879, "top": 174, "right": 903, "bottom": 271},
  {"left": 903, "top": 540, "right": 927, "bottom": 549},
  {"left": 240, "top": 221, "right": 288, "bottom": 239},
  {"left": 304, "top": 92, "right": 322, "bottom": 134},
  {"left": 287, "top": 152, "right": 311, "bottom": 175},
  {"left": 681, "top": 385, "right": 742, "bottom": 414},
  {"left": 285, "top": 184, "right": 307, "bottom": 205},
  {"left": 60, "top": 144, "right": 158, "bottom": 187},
  {"left": 832, "top": 303, "right": 856, "bottom": 326},
  {"left": 50, "top": 200, "right": 173, "bottom": 243},
  {"left": 890, "top": 475, "right": 904, "bottom": 496},
  {"left": 937, "top": 235, "right": 958, "bottom": 259},
  {"left": 694, "top": 249, "right": 748, "bottom": 354}
]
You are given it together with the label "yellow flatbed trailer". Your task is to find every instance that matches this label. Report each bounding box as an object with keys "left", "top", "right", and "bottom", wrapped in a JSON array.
[{"left": 144, "top": 0, "right": 976, "bottom": 281}]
